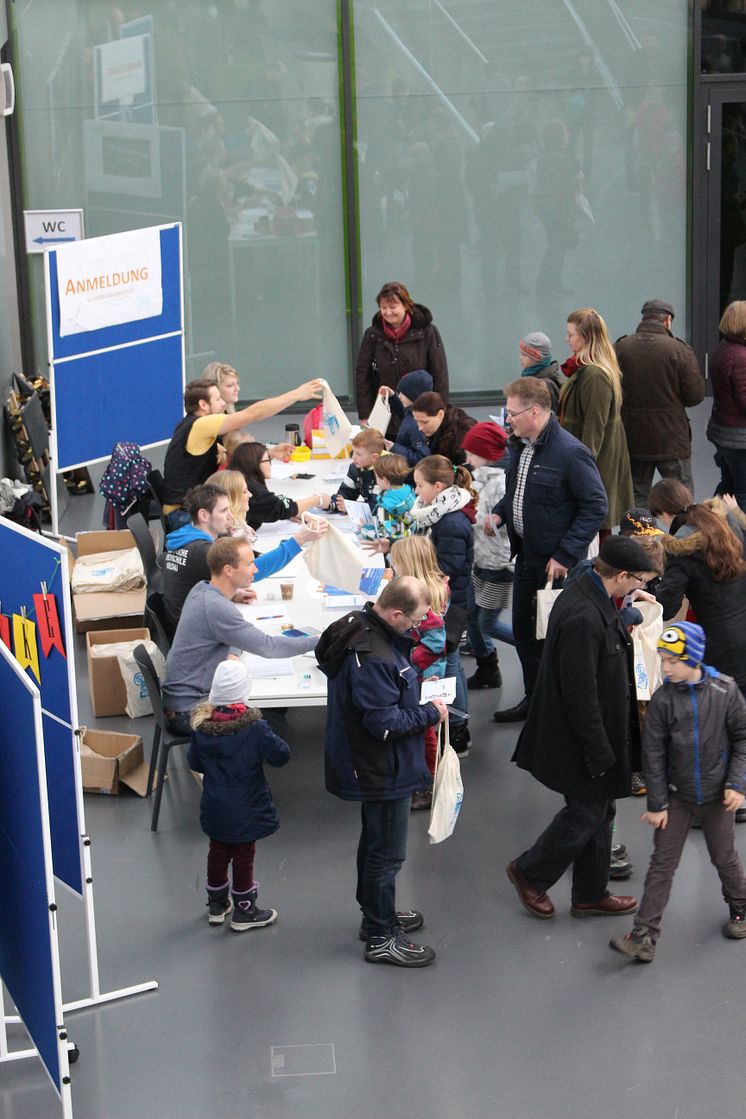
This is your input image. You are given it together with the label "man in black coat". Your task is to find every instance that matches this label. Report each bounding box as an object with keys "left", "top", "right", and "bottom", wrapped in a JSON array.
[{"left": 506, "top": 536, "right": 653, "bottom": 921}]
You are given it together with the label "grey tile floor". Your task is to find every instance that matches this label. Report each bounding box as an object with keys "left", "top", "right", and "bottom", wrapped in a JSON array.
[{"left": 4, "top": 402, "right": 742, "bottom": 1119}]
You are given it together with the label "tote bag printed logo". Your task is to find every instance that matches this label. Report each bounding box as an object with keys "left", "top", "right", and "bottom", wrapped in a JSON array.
[{"left": 56, "top": 227, "right": 163, "bottom": 336}]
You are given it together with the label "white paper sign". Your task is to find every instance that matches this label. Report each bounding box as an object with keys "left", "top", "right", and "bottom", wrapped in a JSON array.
[
  {"left": 98, "top": 35, "right": 148, "bottom": 103},
  {"left": 55, "top": 226, "right": 163, "bottom": 337},
  {"left": 420, "top": 677, "right": 457, "bottom": 705},
  {"left": 344, "top": 501, "right": 373, "bottom": 529}
]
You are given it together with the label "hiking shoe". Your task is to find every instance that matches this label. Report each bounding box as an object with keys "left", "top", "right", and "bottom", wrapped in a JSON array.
[
  {"left": 609, "top": 928, "right": 656, "bottom": 962},
  {"left": 725, "top": 909, "right": 746, "bottom": 939},
  {"left": 359, "top": 910, "right": 424, "bottom": 941},
  {"left": 609, "top": 855, "right": 634, "bottom": 881},
  {"left": 364, "top": 930, "right": 435, "bottom": 967},
  {"left": 631, "top": 771, "right": 647, "bottom": 796}
]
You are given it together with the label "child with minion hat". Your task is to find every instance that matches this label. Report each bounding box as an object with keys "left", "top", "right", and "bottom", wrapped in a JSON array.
[{"left": 610, "top": 622, "right": 746, "bottom": 962}]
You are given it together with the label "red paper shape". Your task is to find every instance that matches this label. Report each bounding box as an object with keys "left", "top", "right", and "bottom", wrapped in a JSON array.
[
  {"left": 0, "top": 614, "right": 10, "bottom": 650},
  {"left": 32, "top": 593, "right": 66, "bottom": 659}
]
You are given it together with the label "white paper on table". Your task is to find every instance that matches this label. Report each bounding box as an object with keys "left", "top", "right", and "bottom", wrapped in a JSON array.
[
  {"left": 420, "top": 677, "right": 457, "bottom": 705},
  {"left": 344, "top": 501, "right": 373, "bottom": 529},
  {"left": 244, "top": 658, "right": 296, "bottom": 679},
  {"left": 268, "top": 461, "right": 297, "bottom": 479}
]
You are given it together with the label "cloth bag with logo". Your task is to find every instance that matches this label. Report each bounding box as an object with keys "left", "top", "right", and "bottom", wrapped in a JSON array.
[
  {"left": 428, "top": 721, "right": 464, "bottom": 844},
  {"left": 631, "top": 600, "right": 664, "bottom": 700},
  {"left": 320, "top": 379, "right": 353, "bottom": 458},
  {"left": 366, "top": 392, "right": 392, "bottom": 437},
  {"left": 301, "top": 512, "right": 365, "bottom": 594}
]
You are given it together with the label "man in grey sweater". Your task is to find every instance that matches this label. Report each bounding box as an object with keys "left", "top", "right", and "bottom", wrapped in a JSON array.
[{"left": 162, "top": 536, "right": 318, "bottom": 731}]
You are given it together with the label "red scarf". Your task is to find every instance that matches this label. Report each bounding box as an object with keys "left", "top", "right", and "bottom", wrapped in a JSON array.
[
  {"left": 561, "top": 355, "right": 581, "bottom": 378},
  {"left": 382, "top": 312, "right": 411, "bottom": 342}
]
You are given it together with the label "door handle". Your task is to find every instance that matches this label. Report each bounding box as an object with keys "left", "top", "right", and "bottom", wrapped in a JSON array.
[{"left": 1, "top": 63, "right": 15, "bottom": 117}]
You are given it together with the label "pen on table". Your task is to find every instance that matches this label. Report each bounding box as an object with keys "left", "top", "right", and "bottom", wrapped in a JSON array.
[{"left": 256, "top": 614, "right": 285, "bottom": 620}]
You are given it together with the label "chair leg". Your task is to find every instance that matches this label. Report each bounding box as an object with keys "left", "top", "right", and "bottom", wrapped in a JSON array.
[
  {"left": 151, "top": 739, "right": 170, "bottom": 832},
  {"left": 146, "top": 726, "right": 162, "bottom": 799}
]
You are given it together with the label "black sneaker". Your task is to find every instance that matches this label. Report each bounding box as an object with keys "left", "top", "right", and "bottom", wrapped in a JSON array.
[
  {"left": 609, "top": 928, "right": 656, "bottom": 962},
  {"left": 359, "top": 910, "right": 424, "bottom": 941},
  {"left": 631, "top": 771, "right": 647, "bottom": 796},
  {"left": 449, "top": 722, "right": 471, "bottom": 758},
  {"left": 364, "top": 930, "right": 435, "bottom": 967},
  {"left": 493, "top": 697, "right": 530, "bottom": 723}
]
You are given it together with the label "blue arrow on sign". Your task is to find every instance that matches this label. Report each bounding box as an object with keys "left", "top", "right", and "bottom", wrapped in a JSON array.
[{"left": 33, "top": 236, "right": 76, "bottom": 245}]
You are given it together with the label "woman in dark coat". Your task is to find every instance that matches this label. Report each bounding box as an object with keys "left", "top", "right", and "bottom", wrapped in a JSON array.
[
  {"left": 410, "top": 392, "right": 475, "bottom": 467},
  {"left": 707, "top": 300, "right": 746, "bottom": 511},
  {"left": 355, "top": 281, "right": 449, "bottom": 423}
]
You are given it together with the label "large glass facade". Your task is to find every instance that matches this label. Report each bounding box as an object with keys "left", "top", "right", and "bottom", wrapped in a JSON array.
[{"left": 10, "top": 1, "right": 690, "bottom": 403}]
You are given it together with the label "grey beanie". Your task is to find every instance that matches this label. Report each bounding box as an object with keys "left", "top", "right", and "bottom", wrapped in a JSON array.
[{"left": 520, "top": 332, "right": 552, "bottom": 361}]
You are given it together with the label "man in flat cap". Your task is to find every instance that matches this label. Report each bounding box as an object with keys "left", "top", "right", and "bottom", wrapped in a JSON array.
[
  {"left": 615, "top": 300, "right": 704, "bottom": 506},
  {"left": 506, "top": 536, "right": 654, "bottom": 922}
]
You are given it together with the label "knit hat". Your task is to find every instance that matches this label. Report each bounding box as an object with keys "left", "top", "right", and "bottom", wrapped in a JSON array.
[
  {"left": 397, "top": 369, "right": 433, "bottom": 403},
  {"left": 598, "top": 535, "right": 651, "bottom": 573},
  {"left": 462, "top": 421, "right": 508, "bottom": 462},
  {"left": 641, "top": 299, "right": 674, "bottom": 319},
  {"left": 519, "top": 332, "right": 552, "bottom": 361},
  {"left": 619, "top": 508, "right": 664, "bottom": 537},
  {"left": 657, "top": 623, "right": 706, "bottom": 668},
  {"left": 209, "top": 660, "right": 254, "bottom": 706}
]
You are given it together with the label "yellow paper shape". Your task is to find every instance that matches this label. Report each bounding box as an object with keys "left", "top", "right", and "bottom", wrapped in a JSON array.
[{"left": 13, "top": 614, "right": 41, "bottom": 684}]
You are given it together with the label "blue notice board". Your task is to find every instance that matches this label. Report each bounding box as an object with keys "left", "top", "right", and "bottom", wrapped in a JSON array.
[
  {"left": 0, "top": 520, "right": 83, "bottom": 895},
  {"left": 46, "top": 222, "right": 184, "bottom": 470},
  {"left": 0, "top": 645, "right": 63, "bottom": 1092}
]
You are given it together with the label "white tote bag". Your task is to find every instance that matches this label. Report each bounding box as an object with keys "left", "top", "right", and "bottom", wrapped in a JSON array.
[
  {"left": 366, "top": 393, "right": 392, "bottom": 436},
  {"left": 632, "top": 600, "right": 664, "bottom": 700},
  {"left": 535, "top": 577, "right": 563, "bottom": 639},
  {"left": 301, "top": 513, "right": 365, "bottom": 594},
  {"left": 428, "top": 722, "right": 464, "bottom": 845},
  {"left": 320, "top": 379, "right": 353, "bottom": 458}
]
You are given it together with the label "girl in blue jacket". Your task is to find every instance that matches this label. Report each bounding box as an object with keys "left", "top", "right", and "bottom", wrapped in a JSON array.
[{"left": 189, "top": 659, "right": 289, "bottom": 933}]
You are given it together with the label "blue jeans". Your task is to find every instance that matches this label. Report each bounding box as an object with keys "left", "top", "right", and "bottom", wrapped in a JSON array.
[
  {"left": 444, "top": 648, "right": 468, "bottom": 726},
  {"left": 466, "top": 573, "right": 514, "bottom": 656},
  {"left": 356, "top": 797, "right": 411, "bottom": 937},
  {"left": 517, "top": 797, "right": 614, "bottom": 905}
]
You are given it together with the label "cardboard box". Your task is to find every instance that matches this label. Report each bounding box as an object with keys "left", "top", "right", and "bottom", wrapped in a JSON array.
[
  {"left": 86, "top": 627, "right": 150, "bottom": 717},
  {"left": 79, "top": 727, "right": 151, "bottom": 796},
  {"left": 72, "top": 530, "right": 146, "bottom": 633}
]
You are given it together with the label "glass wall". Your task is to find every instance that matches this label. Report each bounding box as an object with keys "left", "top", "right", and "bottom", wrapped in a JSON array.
[
  {"left": 10, "top": 0, "right": 349, "bottom": 396},
  {"left": 354, "top": 0, "right": 690, "bottom": 395}
]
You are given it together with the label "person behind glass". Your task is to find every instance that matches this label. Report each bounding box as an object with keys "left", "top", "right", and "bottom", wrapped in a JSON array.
[
  {"left": 706, "top": 300, "right": 746, "bottom": 512},
  {"left": 460, "top": 422, "right": 513, "bottom": 691},
  {"left": 189, "top": 660, "right": 289, "bottom": 932},
  {"left": 202, "top": 362, "right": 295, "bottom": 463},
  {"left": 355, "top": 281, "right": 449, "bottom": 427},
  {"left": 506, "top": 536, "right": 652, "bottom": 924},
  {"left": 410, "top": 392, "right": 476, "bottom": 467},
  {"left": 231, "top": 442, "right": 332, "bottom": 531},
  {"left": 410, "top": 455, "right": 477, "bottom": 758},
  {"left": 560, "top": 308, "right": 634, "bottom": 539},
  {"left": 517, "top": 332, "right": 564, "bottom": 412},
  {"left": 377, "top": 368, "right": 433, "bottom": 467},
  {"left": 491, "top": 378, "right": 608, "bottom": 723},
  {"left": 315, "top": 576, "right": 448, "bottom": 968}
]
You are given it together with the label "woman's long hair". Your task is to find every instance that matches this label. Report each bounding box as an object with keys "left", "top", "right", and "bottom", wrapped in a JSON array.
[
  {"left": 390, "top": 536, "right": 448, "bottom": 616},
  {"left": 411, "top": 392, "right": 475, "bottom": 463},
  {"left": 567, "top": 308, "right": 623, "bottom": 409},
  {"left": 205, "top": 469, "right": 246, "bottom": 522},
  {"left": 231, "top": 442, "right": 268, "bottom": 490},
  {"left": 685, "top": 503, "right": 746, "bottom": 580}
]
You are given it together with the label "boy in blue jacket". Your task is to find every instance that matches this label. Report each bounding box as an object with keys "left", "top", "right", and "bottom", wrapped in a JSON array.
[{"left": 610, "top": 622, "right": 746, "bottom": 962}]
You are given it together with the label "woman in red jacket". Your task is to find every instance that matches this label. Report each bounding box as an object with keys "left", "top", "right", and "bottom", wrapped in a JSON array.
[{"left": 707, "top": 300, "right": 746, "bottom": 512}]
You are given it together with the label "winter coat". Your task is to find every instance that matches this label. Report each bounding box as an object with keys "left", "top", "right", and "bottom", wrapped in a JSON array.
[
  {"left": 411, "top": 486, "right": 475, "bottom": 608},
  {"left": 315, "top": 604, "right": 439, "bottom": 800},
  {"left": 707, "top": 336, "right": 746, "bottom": 449},
  {"left": 493, "top": 413, "right": 608, "bottom": 568},
  {"left": 355, "top": 303, "right": 449, "bottom": 421},
  {"left": 188, "top": 710, "right": 290, "bottom": 843},
  {"left": 244, "top": 478, "right": 298, "bottom": 530},
  {"left": 521, "top": 361, "right": 564, "bottom": 412},
  {"left": 642, "top": 668, "right": 746, "bottom": 811},
  {"left": 410, "top": 607, "right": 447, "bottom": 680},
  {"left": 513, "top": 571, "right": 640, "bottom": 800},
  {"left": 334, "top": 464, "right": 379, "bottom": 508},
  {"left": 559, "top": 362, "right": 634, "bottom": 530},
  {"left": 470, "top": 464, "right": 511, "bottom": 571},
  {"left": 615, "top": 320, "right": 703, "bottom": 460},
  {"left": 389, "top": 396, "right": 431, "bottom": 466},
  {"left": 655, "top": 533, "right": 746, "bottom": 686}
]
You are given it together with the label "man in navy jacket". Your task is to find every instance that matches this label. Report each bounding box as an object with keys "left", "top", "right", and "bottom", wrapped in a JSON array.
[
  {"left": 316, "top": 577, "right": 447, "bottom": 968},
  {"left": 492, "top": 378, "right": 608, "bottom": 722}
]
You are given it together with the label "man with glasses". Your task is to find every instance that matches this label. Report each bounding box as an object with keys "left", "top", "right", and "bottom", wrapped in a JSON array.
[
  {"left": 316, "top": 576, "right": 448, "bottom": 968},
  {"left": 492, "top": 378, "right": 608, "bottom": 722},
  {"left": 506, "top": 535, "right": 654, "bottom": 923}
]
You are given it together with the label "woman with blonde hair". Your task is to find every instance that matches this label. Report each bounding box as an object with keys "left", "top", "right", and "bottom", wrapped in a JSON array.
[
  {"left": 205, "top": 469, "right": 256, "bottom": 543},
  {"left": 560, "top": 307, "right": 634, "bottom": 533}
]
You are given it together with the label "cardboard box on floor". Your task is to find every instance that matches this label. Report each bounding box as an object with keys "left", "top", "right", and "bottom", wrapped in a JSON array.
[
  {"left": 79, "top": 727, "right": 153, "bottom": 796},
  {"left": 72, "top": 530, "right": 146, "bottom": 633},
  {"left": 86, "top": 626, "right": 150, "bottom": 717}
]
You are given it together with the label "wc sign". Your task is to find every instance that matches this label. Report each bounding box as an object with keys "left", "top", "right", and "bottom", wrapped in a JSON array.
[{"left": 23, "top": 209, "right": 84, "bottom": 255}]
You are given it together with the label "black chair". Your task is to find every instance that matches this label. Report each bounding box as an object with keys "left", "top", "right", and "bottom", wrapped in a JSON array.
[
  {"left": 146, "top": 469, "right": 170, "bottom": 538},
  {"left": 129, "top": 513, "right": 161, "bottom": 591},
  {"left": 144, "top": 590, "right": 174, "bottom": 655},
  {"left": 133, "top": 643, "right": 191, "bottom": 832}
]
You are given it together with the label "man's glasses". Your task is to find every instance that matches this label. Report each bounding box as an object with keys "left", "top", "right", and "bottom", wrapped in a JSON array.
[
  {"left": 405, "top": 611, "right": 429, "bottom": 627},
  {"left": 505, "top": 405, "right": 534, "bottom": 420}
]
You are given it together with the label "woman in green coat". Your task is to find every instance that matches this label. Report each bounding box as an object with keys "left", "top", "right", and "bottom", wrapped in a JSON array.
[{"left": 559, "top": 308, "right": 634, "bottom": 533}]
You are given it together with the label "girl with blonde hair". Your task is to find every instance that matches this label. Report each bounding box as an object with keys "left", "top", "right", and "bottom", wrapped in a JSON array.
[
  {"left": 560, "top": 307, "right": 634, "bottom": 533},
  {"left": 205, "top": 469, "right": 257, "bottom": 543}
]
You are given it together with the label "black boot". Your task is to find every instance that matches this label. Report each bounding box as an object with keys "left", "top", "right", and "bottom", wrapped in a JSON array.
[
  {"left": 449, "top": 721, "right": 471, "bottom": 758},
  {"left": 493, "top": 696, "right": 530, "bottom": 723},
  {"left": 467, "top": 651, "right": 502, "bottom": 690},
  {"left": 206, "top": 881, "right": 233, "bottom": 926}
]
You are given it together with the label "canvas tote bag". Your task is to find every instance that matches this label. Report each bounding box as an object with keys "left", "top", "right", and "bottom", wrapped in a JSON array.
[
  {"left": 632, "top": 600, "right": 664, "bottom": 700},
  {"left": 301, "top": 512, "right": 365, "bottom": 594},
  {"left": 428, "top": 721, "right": 464, "bottom": 844},
  {"left": 320, "top": 379, "right": 353, "bottom": 458},
  {"left": 535, "top": 577, "right": 563, "bottom": 639},
  {"left": 366, "top": 392, "right": 392, "bottom": 437}
]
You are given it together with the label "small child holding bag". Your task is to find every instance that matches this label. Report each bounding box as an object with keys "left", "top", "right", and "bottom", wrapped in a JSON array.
[{"left": 189, "top": 660, "right": 289, "bottom": 932}]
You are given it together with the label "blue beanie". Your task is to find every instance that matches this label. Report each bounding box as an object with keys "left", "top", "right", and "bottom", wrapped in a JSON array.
[
  {"left": 397, "top": 369, "right": 433, "bottom": 402},
  {"left": 657, "top": 622, "right": 706, "bottom": 668}
]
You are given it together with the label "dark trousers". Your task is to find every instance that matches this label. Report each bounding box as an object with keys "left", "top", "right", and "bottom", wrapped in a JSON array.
[
  {"left": 512, "top": 553, "right": 556, "bottom": 699},
  {"left": 630, "top": 457, "right": 693, "bottom": 507},
  {"left": 635, "top": 797, "right": 746, "bottom": 941},
  {"left": 517, "top": 797, "right": 614, "bottom": 904},
  {"left": 207, "top": 839, "right": 256, "bottom": 893},
  {"left": 713, "top": 444, "right": 746, "bottom": 512},
  {"left": 356, "top": 797, "right": 411, "bottom": 937}
]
